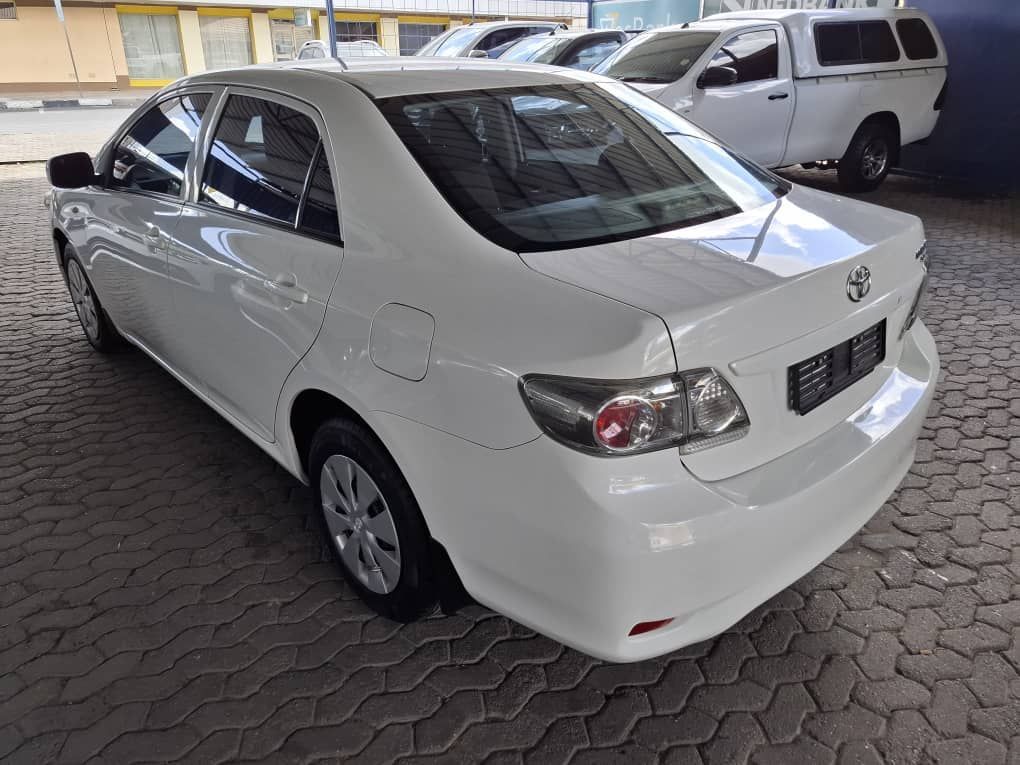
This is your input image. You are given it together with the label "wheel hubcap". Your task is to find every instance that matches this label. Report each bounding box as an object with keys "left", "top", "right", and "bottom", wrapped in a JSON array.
[
  {"left": 861, "top": 140, "right": 889, "bottom": 181},
  {"left": 67, "top": 261, "right": 99, "bottom": 341},
  {"left": 320, "top": 454, "right": 401, "bottom": 594}
]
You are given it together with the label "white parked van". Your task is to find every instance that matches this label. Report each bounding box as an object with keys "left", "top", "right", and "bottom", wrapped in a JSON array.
[{"left": 594, "top": 8, "right": 947, "bottom": 190}]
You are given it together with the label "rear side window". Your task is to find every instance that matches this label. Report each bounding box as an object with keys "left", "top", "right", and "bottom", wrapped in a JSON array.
[
  {"left": 709, "top": 30, "right": 778, "bottom": 83},
  {"left": 564, "top": 38, "right": 622, "bottom": 70},
  {"left": 110, "top": 93, "right": 211, "bottom": 197},
  {"left": 896, "top": 18, "right": 938, "bottom": 60},
  {"left": 201, "top": 95, "right": 320, "bottom": 226},
  {"left": 816, "top": 21, "right": 899, "bottom": 66},
  {"left": 299, "top": 148, "right": 341, "bottom": 243}
]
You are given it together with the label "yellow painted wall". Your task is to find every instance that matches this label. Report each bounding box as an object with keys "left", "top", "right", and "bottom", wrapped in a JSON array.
[
  {"left": 379, "top": 16, "right": 398, "bottom": 55},
  {"left": 251, "top": 11, "right": 274, "bottom": 64},
  {"left": 178, "top": 9, "right": 207, "bottom": 74},
  {"left": 0, "top": 5, "right": 119, "bottom": 85},
  {"left": 102, "top": 7, "right": 130, "bottom": 79}
]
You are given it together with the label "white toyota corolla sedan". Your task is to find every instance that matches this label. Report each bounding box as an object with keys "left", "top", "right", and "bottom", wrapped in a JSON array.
[{"left": 46, "top": 58, "right": 937, "bottom": 662}]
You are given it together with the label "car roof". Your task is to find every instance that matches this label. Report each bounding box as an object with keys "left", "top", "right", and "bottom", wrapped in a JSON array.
[
  {"left": 176, "top": 58, "right": 608, "bottom": 99},
  {"left": 458, "top": 19, "right": 561, "bottom": 30}
]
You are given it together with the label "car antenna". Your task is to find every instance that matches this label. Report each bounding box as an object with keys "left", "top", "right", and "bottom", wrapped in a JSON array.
[
  {"left": 681, "top": 22, "right": 689, "bottom": 28},
  {"left": 333, "top": 55, "right": 348, "bottom": 71}
]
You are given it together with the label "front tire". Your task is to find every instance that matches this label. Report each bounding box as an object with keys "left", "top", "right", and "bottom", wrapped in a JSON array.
[
  {"left": 63, "top": 246, "right": 124, "bottom": 352},
  {"left": 309, "top": 417, "right": 438, "bottom": 622},
  {"left": 838, "top": 123, "right": 896, "bottom": 192}
]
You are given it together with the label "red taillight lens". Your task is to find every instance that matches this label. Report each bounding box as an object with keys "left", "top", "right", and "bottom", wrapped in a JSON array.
[
  {"left": 594, "top": 397, "right": 657, "bottom": 450},
  {"left": 629, "top": 618, "right": 674, "bottom": 637}
]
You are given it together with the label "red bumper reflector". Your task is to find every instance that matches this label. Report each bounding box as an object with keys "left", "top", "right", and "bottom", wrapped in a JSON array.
[{"left": 628, "top": 618, "right": 674, "bottom": 637}]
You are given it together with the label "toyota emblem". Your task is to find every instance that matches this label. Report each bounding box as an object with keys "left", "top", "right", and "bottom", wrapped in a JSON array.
[{"left": 846, "top": 265, "right": 872, "bottom": 302}]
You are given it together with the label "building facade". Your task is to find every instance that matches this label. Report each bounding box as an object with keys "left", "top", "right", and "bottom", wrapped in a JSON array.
[{"left": 0, "top": 0, "right": 587, "bottom": 91}]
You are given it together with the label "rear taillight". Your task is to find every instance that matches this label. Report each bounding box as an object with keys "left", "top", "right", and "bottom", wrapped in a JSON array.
[
  {"left": 934, "top": 81, "right": 947, "bottom": 111},
  {"left": 901, "top": 242, "right": 931, "bottom": 339},
  {"left": 520, "top": 369, "right": 748, "bottom": 457},
  {"left": 629, "top": 618, "right": 674, "bottom": 636}
]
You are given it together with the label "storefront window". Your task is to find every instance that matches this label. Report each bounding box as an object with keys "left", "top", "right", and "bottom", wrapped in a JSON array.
[
  {"left": 200, "top": 14, "right": 253, "bottom": 70},
  {"left": 118, "top": 12, "right": 185, "bottom": 81},
  {"left": 398, "top": 22, "right": 447, "bottom": 55},
  {"left": 336, "top": 20, "right": 378, "bottom": 43},
  {"left": 271, "top": 17, "right": 314, "bottom": 61}
]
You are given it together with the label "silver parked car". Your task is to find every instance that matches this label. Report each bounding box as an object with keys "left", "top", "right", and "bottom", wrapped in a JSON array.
[{"left": 414, "top": 20, "right": 567, "bottom": 58}]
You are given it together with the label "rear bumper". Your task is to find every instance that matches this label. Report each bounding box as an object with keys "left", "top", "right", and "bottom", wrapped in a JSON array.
[{"left": 375, "top": 321, "right": 938, "bottom": 662}]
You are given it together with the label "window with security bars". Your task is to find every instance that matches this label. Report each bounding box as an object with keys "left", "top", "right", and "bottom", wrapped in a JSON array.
[
  {"left": 0, "top": 1, "right": 16, "bottom": 20},
  {"left": 335, "top": 20, "right": 378, "bottom": 44},
  {"left": 399, "top": 23, "right": 447, "bottom": 56}
]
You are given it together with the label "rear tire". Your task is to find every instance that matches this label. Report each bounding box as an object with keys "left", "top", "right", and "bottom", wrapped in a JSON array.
[
  {"left": 838, "top": 122, "right": 896, "bottom": 192},
  {"left": 309, "top": 417, "right": 438, "bottom": 622},
  {"left": 63, "top": 246, "right": 125, "bottom": 353}
]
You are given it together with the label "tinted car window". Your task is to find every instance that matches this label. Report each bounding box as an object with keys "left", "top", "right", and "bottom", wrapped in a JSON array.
[
  {"left": 708, "top": 30, "right": 778, "bottom": 83},
  {"left": 896, "top": 18, "right": 938, "bottom": 60},
  {"left": 501, "top": 35, "right": 566, "bottom": 63},
  {"left": 564, "top": 38, "right": 621, "bottom": 70},
  {"left": 200, "top": 95, "right": 319, "bottom": 226},
  {"left": 377, "top": 83, "right": 786, "bottom": 252},
  {"left": 594, "top": 31, "right": 718, "bottom": 84},
  {"left": 299, "top": 147, "right": 341, "bottom": 243},
  {"left": 298, "top": 45, "right": 325, "bottom": 59},
  {"left": 816, "top": 21, "right": 899, "bottom": 66},
  {"left": 110, "top": 93, "right": 211, "bottom": 197},
  {"left": 477, "top": 27, "right": 532, "bottom": 54}
]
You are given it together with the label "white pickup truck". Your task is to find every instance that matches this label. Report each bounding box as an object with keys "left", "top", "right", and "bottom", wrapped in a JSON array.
[{"left": 594, "top": 8, "right": 947, "bottom": 190}]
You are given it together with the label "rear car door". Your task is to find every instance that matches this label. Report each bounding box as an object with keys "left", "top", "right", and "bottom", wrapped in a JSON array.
[
  {"left": 84, "top": 91, "right": 212, "bottom": 357},
  {"left": 690, "top": 26, "right": 794, "bottom": 166},
  {"left": 167, "top": 89, "right": 344, "bottom": 441}
]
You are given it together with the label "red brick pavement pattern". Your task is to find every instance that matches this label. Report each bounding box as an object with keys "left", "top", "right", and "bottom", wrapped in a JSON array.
[{"left": 1, "top": 166, "right": 1018, "bottom": 764}]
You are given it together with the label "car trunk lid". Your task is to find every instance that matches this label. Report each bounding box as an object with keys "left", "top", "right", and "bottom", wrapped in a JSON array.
[{"left": 519, "top": 185, "right": 927, "bottom": 480}]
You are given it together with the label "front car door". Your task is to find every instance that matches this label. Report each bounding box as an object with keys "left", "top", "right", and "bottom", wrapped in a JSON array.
[
  {"left": 82, "top": 91, "right": 213, "bottom": 356},
  {"left": 690, "top": 26, "right": 794, "bottom": 167},
  {"left": 167, "top": 88, "right": 344, "bottom": 442}
]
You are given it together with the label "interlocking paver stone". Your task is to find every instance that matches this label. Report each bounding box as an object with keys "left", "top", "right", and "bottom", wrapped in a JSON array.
[{"left": 1, "top": 159, "right": 1019, "bottom": 763}]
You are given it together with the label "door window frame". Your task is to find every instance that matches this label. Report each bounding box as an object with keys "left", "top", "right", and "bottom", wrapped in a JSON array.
[
  {"left": 699, "top": 24, "right": 787, "bottom": 89},
  {"left": 189, "top": 85, "right": 345, "bottom": 246},
  {"left": 101, "top": 87, "right": 219, "bottom": 203}
]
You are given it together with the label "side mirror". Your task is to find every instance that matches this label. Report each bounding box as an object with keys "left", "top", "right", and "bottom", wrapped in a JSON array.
[
  {"left": 467, "top": 49, "right": 489, "bottom": 59},
  {"left": 697, "top": 65, "right": 738, "bottom": 89},
  {"left": 47, "top": 152, "right": 99, "bottom": 189}
]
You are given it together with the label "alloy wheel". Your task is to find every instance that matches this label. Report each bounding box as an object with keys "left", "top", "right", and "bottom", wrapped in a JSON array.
[
  {"left": 861, "top": 140, "right": 889, "bottom": 181},
  {"left": 67, "top": 260, "right": 100, "bottom": 342},
  {"left": 320, "top": 454, "right": 402, "bottom": 594}
]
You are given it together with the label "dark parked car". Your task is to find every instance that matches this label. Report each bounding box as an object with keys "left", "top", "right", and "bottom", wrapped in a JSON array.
[
  {"left": 499, "top": 29, "right": 629, "bottom": 70},
  {"left": 414, "top": 20, "right": 567, "bottom": 59}
]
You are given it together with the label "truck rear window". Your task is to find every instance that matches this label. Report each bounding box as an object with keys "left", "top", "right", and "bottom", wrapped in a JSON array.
[
  {"left": 816, "top": 21, "right": 900, "bottom": 66},
  {"left": 377, "top": 82, "right": 787, "bottom": 253},
  {"left": 895, "top": 18, "right": 938, "bottom": 60}
]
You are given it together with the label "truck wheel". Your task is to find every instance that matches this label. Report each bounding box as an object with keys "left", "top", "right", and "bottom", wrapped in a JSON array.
[{"left": 838, "top": 123, "right": 896, "bottom": 192}]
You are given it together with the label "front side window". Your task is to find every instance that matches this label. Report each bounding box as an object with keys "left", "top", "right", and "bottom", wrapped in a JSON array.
[
  {"left": 708, "top": 30, "right": 778, "bottom": 84},
  {"left": 476, "top": 27, "right": 532, "bottom": 54},
  {"left": 377, "top": 83, "right": 786, "bottom": 252},
  {"left": 298, "top": 44, "right": 325, "bottom": 60},
  {"left": 200, "top": 95, "right": 320, "bottom": 226},
  {"left": 816, "top": 21, "right": 899, "bottom": 66},
  {"left": 501, "top": 35, "right": 566, "bottom": 64},
  {"left": 896, "top": 18, "right": 938, "bottom": 60},
  {"left": 110, "top": 93, "right": 211, "bottom": 197},
  {"left": 594, "top": 31, "right": 718, "bottom": 84},
  {"left": 418, "top": 25, "right": 476, "bottom": 56},
  {"left": 564, "top": 39, "right": 622, "bottom": 70}
]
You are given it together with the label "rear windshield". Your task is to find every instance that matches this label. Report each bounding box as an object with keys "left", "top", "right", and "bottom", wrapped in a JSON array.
[
  {"left": 377, "top": 83, "right": 787, "bottom": 252},
  {"left": 593, "top": 30, "right": 717, "bottom": 84}
]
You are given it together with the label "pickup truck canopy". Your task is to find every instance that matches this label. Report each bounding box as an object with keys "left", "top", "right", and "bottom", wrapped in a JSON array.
[{"left": 689, "top": 8, "right": 947, "bottom": 80}]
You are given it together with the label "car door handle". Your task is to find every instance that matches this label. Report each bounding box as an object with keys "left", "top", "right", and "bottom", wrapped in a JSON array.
[
  {"left": 768, "top": 93, "right": 789, "bottom": 100},
  {"left": 263, "top": 276, "right": 308, "bottom": 304},
  {"left": 143, "top": 223, "right": 161, "bottom": 240}
]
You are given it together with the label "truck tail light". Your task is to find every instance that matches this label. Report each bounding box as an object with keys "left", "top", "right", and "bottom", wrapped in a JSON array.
[
  {"left": 520, "top": 369, "right": 748, "bottom": 457},
  {"left": 629, "top": 618, "right": 674, "bottom": 636}
]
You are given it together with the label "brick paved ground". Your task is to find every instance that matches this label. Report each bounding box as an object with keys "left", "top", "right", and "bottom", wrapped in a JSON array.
[{"left": 1, "top": 162, "right": 1018, "bottom": 764}]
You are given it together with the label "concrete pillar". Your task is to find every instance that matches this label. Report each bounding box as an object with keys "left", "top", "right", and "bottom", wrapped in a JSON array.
[
  {"left": 102, "top": 7, "right": 131, "bottom": 88},
  {"left": 251, "top": 12, "right": 275, "bottom": 63},
  {"left": 380, "top": 16, "right": 399, "bottom": 55},
  {"left": 178, "top": 10, "right": 207, "bottom": 74}
]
